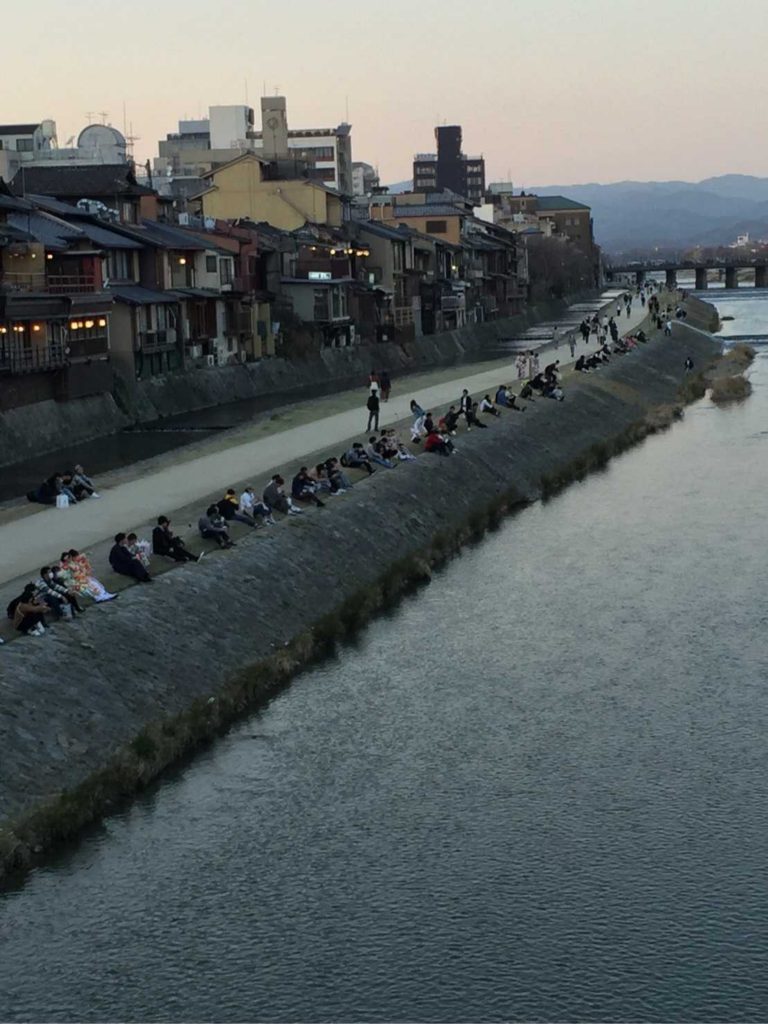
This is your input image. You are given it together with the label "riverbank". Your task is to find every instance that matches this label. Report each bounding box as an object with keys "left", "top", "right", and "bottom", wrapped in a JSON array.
[
  {"left": 0, "top": 298, "right": 723, "bottom": 882},
  {"left": 0, "top": 293, "right": 600, "bottom": 470}
]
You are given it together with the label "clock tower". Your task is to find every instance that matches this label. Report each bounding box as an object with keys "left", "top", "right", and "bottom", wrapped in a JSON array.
[{"left": 260, "top": 96, "right": 288, "bottom": 159}]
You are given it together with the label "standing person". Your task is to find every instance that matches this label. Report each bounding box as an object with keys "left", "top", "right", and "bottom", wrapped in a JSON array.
[
  {"left": 379, "top": 369, "right": 391, "bottom": 402},
  {"left": 366, "top": 389, "right": 380, "bottom": 432},
  {"left": 152, "top": 516, "right": 201, "bottom": 562},
  {"left": 568, "top": 333, "right": 576, "bottom": 358},
  {"left": 684, "top": 356, "right": 694, "bottom": 373},
  {"left": 409, "top": 399, "right": 426, "bottom": 442},
  {"left": 526, "top": 350, "right": 536, "bottom": 378},
  {"left": 109, "top": 533, "right": 152, "bottom": 582},
  {"left": 516, "top": 353, "right": 527, "bottom": 379},
  {"left": 459, "top": 389, "right": 473, "bottom": 429}
]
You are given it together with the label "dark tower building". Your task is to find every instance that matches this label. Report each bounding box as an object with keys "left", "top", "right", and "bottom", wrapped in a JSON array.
[{"left": 413, "top": 125, "right": 486, "bottom": 205}]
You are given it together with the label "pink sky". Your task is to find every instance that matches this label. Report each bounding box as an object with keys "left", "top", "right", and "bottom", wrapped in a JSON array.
[{"left": 3, "top": 0, "right": 767, "bottom": 187}]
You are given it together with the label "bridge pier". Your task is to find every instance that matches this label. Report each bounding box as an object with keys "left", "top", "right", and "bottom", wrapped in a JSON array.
[
  {"left": 755, "top": 265, "right": 767, "bottom": 288},
  {"left": 695, "top": 267, "right": 708, "bottom": 290},
  {"left": 634, "top": 269, "right": 646, "bottom": 286},
  {"left": 665, "top": 268, "right": 677, "bottom": 289},
  {"left": 725, "top": 267, "right": 738, "bottom": 290}
]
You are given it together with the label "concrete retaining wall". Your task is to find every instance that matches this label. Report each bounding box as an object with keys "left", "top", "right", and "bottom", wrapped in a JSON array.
[
  {"left": 0, "top": 296, "right": 587, "bottom": 468},
  {"left": 0, "top": 321, "right": 721, "bottom": 867}
]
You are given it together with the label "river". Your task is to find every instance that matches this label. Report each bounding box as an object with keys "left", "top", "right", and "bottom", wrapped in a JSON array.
[{"left": 1, "top": 289, "right": 767, "bottom": 1022}]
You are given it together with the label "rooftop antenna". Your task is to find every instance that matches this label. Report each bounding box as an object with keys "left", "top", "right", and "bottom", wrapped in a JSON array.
[
  {"left": 345, "top": 94, "right": 350, "bottom": 122},
  {"left": 245, "top": 78, "right": 249, "bottom": 105},
  {"left": 125, "top": 121, "right": 140, "bottom": 162}
]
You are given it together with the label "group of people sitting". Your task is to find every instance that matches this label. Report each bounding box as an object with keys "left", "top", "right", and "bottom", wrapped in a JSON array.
[
  {"left": 574, "top": 329, "right": 649, "bottom": 373},
  {"left": 27, "top": 465, "right": 100, "bottom": 506},
  {"left": 6, "top": 550, "right": 117, "bottom": 637}
]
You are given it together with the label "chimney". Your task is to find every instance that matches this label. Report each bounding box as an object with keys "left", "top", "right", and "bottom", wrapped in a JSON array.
[{"left": 261, "top": 96, "right": 288, "bottom": 159}]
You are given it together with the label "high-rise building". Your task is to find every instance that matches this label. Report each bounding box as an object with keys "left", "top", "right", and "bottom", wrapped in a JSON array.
[{"left": 412, "top": 125, "right": 485, "bottom": 205}]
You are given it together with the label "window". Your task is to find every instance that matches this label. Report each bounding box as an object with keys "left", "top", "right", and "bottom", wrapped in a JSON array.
[
  {"left": 16, "top": 138, "right": 34, "bottom": 152},
  {"left": 219, "top": 258, "right": 233, "bottom": 286},
  {"left": 206, "top": 255, "right": 217, "bottom": 274},
  {"left": 121, "top": 201, "right": 136, "bottom": 224},
  {"left": 425, "top": 220, "right": 448, "bottom": 234},
  {"left": 314, "top": 288, "right": 329, "bottom": 321},
  {"left": 393, "top": 243, "right": 404, "bottom": 273},
  {"left": 331, "top": 287, "right": 347, "bottom": 320},
  {"left": 106, "top": 249, "right": 131, "bottom": 281}
]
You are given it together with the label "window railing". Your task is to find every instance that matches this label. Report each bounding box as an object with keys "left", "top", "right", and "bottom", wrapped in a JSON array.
[
  {"left": 1, "top": 272, "right": 98, "bottom": 294},
  {"left": 0, "top": 340, "right": 67, "bottom": 373}
]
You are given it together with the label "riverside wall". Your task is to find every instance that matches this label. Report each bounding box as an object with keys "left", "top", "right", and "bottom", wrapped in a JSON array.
[
  {"left": 0, "top": 295, "right": 589, "bottom": 468},
  {"left": 0, "top": 310, "right": 722, "bottom": 877}
]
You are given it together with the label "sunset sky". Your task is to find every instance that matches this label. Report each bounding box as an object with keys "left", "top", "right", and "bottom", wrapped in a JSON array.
[{"left": 4, "top": 0, "right": 767, "bottom": 187}]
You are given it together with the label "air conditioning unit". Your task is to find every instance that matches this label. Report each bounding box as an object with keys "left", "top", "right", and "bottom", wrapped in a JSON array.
[
  {"left": 206, "top": 354, "right": 215, "bottom": 367},
  {"left": 178, "top": 213, "right": 190, "bottom": 226}
]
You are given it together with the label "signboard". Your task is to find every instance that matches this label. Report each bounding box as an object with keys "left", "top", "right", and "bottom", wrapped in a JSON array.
[{"left": 308, "top": 271, "right": 332, "bottom": 281}]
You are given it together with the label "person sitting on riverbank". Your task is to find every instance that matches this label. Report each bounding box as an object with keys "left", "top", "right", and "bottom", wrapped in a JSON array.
[
  {"left": 34, "top": 570, "right": 71, "bottom": 620},
  {"left": 543, "top": 381, "right": 565, "bottom": 402},
  {"left": 264, "top": 475, "right": 303, "bottom": 516},
  {"left": 59, "top": 550, "right": 117, "bottom": 602},
  {"left": 342, "top": 443, "right": 374, "bottom": 475},
  {"left": 424, "top": 430, "right": 453, "bottom": 457},
  {"left": 324, "top": 457, "right": 353, "bottom": 492},
  {"left": 199, "top": 505, "right": 236, "bottom": 546},
  {"left": 110, "top": 533, "right": 152, "bottom": 582},
  {"left": 292, "top": 467, "right": 326, "bottom": 507},
  {"left": 442, "top": 406, "right": 460, "bottom": 435},
  {"left": 152, "top": 516, "right": 201, "bottom": 562},
  {"left": 479, "top": 395, "right": 501, "bottom": 418},
  {"left": 36, "top": 566, "right": 84, "bottom": 618},
  {"left": 218, "top": 488, "right": 258, "bottom": 527},
  {"left": 239, "top": 486, "right": 275, "bottom": 525},
  {"left": 69, "top": 464, "right": 100, "bottom": 499},
  {"left": 10, "top": 585, "right": 48, "bottom": 636},
  {"left": 365, "top": 437, "right": 394, "bottom": 469},
  {"left": 127, "top": 532, "right": 152, "bottom": 571},
  {"left": 465, "top": 401, "right": 488, "bottom": 429}
]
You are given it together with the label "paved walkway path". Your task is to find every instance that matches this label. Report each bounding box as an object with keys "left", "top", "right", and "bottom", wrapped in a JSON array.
[{"left": 0, "top": 290, "right": 660, "bottom": 593}]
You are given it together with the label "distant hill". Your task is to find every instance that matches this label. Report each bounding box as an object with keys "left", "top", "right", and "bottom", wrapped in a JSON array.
[{"left": 528, "top": 175, "right": 768, "bottom": 254}]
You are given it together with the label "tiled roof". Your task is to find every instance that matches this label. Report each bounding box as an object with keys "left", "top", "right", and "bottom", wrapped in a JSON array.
[
  {"left": 109, "top": 285, "right": 179, "bottom": 306},
  {"left": 535, "top": 195, "right": 590, "bottom": 211},
  {"left": 10, "top": 164, "right": 155, "bottom": 198}
]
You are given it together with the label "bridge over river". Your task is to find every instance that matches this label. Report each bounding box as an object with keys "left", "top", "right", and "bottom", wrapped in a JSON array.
[{"left": 608, "top": 258, "right": 768, "bottom": 289}]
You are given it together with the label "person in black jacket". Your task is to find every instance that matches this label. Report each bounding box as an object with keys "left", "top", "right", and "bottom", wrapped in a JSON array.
[
  {"left": 366, "top": 390, "right": 380, "bottom": 432},
  {"left": 152, "top": 516, "right": 199, "bottom": 562},
  {"left": 109, "top": 533, "right": 152, "bottom": 582}
]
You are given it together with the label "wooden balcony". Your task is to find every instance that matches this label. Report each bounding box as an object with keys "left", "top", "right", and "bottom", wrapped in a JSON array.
[{"left": 1, "top": 272, "right": 98, "bottom": 294}]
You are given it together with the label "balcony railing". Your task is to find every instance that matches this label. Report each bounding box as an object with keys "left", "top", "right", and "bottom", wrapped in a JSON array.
[
  {"left": 390, "top": 306, "right": 415, "bottom": 327},
  {"left": 137, "top": 330, "right": 177, "bottom": 353},
  {"left": 0, "top": 340, "right": 68, "bottom": 374},
  {"left": 1, "top": 272, "right": 98, "bottom": 294}
]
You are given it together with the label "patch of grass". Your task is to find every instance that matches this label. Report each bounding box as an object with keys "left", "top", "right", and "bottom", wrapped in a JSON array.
[
  {"left": 710, "top": 375, "right": 752, "bottom": 404},
  {"left": 131, "top": 731, "right": 158, "bottom": 760}
]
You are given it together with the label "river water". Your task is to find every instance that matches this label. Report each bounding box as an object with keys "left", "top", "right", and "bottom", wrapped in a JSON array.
[{"left": 2, "top": 290, "right": 767, "bottom": 1022}]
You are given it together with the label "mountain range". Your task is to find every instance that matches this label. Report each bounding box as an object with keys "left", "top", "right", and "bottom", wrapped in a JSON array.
[
  {"left": 527, "top": 175, "right": 768, "bottom": 255},
  {"left": 384, "top": 174, "right": 768, "bottom": 255}
]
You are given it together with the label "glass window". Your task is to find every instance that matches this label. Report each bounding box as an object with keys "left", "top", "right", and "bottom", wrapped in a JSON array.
[
  {"left": 425, "top": 220, "right": 448, "bottom": 234},
  {"left": 206, "top": 255, "right": 217, "bottom": 273},
  {"left": 219, "top": 259, "right": 233, "bottom": 285},
  {"left": 16, "top": 138, "right": 34, "bottom": 152}
]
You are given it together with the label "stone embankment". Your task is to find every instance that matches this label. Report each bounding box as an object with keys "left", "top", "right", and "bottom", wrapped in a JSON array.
[
  {"left": 0, "top": 302, "right": 721, "bottom": 881},
  {"left": 0, "top": 295, "right": 590, "bottom": 468}
]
